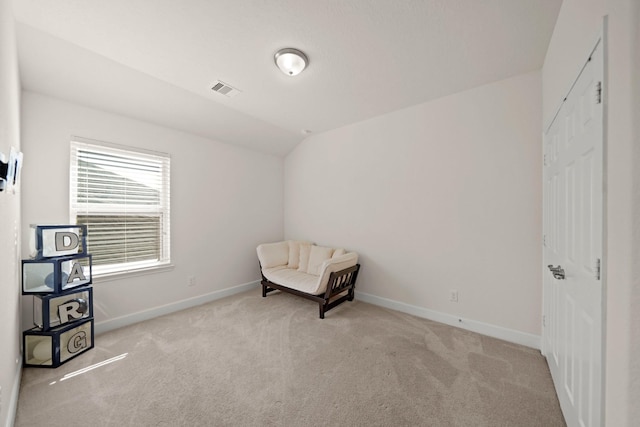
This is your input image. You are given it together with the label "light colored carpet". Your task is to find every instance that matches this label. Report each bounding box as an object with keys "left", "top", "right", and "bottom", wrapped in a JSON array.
[{"left": 16, "top": 289, "right": 565, "bottom": 426}]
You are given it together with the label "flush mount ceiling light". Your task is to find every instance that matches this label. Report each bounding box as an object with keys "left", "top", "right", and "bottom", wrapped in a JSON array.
[{"left": 274, "top": 48, "right": 308, "bottom": 76}]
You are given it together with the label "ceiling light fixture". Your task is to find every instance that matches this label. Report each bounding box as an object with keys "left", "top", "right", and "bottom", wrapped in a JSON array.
[{"left": 274, "top": 48, "right": 308, "bottom": 76}]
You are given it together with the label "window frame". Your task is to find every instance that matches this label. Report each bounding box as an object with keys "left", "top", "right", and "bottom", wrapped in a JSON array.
[{"left": 70, "top": 137, "right": 172, "bottom": 279}]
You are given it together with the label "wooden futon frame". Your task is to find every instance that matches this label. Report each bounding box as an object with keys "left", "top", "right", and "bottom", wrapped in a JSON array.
[{"left": 261, "top": 264, "right": 361, "bottom": 319}]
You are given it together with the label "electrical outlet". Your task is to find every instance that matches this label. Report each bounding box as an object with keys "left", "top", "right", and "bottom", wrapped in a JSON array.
[
  {"left": 188, "top": 276, "right": 196, "bottom": 287},
  {"left": 450, "top": 290, "right": 459, "bottom": 302}
]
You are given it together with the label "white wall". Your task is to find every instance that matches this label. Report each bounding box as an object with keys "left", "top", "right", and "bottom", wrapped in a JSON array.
[
  {"left": 0, "top": 0, "right": 22, "bottom": 425},
  {"left": 285, "top": 71, "right": 542, "bottom": 339},
  {"left": 20, "top": 91, "right": 284, "bottom": 332},
  {"left": 543, "top": 0, "right": 639, "bottom": 424}
]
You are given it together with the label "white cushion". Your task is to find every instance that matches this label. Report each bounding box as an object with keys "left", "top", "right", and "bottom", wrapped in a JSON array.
[
  {"left": 287, "top": 241, "right": 300, "bottom": 269},
  {"left": 256, "top": 241, "right": 289, "bottom": 268},
  {"left": 297, "top": 243, "right": 312, "bottom": 273},
  {"left": 307, "top": 245, "right": 334, "bottom": 276},
  {"left": 332, "top": 248, "right": 346, "bottom": 258},
  {"left": 287, "top": 240, "right": 311, "bottom": 269},
  {"left": 264, "top": 252, "right": 359, "bottom": 295},
  {"left": 263, "top": 267, "right": 322, "bottom": 295}
]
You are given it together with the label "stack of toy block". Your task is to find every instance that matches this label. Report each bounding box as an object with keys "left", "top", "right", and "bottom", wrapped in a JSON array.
[{"left": 22, "top": 225, "right": 94, "bottom": 368}]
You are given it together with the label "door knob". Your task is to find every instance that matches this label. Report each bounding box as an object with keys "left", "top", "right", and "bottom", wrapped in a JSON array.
[{"left": 547, "top": 265, "right": 565, "bottom": 280}]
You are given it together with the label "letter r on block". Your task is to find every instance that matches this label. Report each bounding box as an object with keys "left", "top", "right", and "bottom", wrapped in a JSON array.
[{"left": 58, "top": 301, "right": 82, "bottom": 324}]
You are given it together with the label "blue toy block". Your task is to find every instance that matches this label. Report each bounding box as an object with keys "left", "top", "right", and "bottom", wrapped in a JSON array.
[
  {"left": 33, "top": 287, "right": 93, "bottom": 330},
  {"left": 30, "top": 224, "right": 88, "bottom": 259},
  {"left": 23, "top": 318, "right": 94, "bottom": 368},
  {"left": 22, "top": 254, "right": 92, "bottom": 295}
]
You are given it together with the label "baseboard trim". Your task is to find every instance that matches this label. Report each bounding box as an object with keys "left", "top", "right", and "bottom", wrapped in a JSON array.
[
  {"left": 6, "top": 364, "right": 21, "bottom": 427},
  {"left": 355, "top": 291, "right": 541, "bottom": 349},
  {"left": 95, "top": 281, "right": 260, "bottom": 335},
  {"left": 92, "top": 283, "right": 540, "bottom": 348}
]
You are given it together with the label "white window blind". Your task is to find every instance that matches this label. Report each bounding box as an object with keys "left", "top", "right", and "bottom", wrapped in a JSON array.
[{"left": 70, "top": 138, "right": 170, "bottom": 276}]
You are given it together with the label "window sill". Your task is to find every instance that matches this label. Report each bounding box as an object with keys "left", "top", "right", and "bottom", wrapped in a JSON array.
[{"left": 92, "top": 264, "right": 175, "bottom": 283}]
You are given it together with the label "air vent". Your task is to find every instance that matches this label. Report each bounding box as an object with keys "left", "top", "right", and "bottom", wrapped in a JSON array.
[{"left": 211, "top": 80, "right": 241, "bottom": 98}]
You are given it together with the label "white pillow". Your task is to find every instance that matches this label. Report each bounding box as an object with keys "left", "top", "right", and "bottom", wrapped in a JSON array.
[
  {"left": 297, "top": 243, "right": 312, "bottom": 273},
  {"left": 307, "top": 245, "right": 335, "bottom": 276},
  {"left": 257, "top": 241, "right": 289, "bottom": 268},
  {"left": 288, "top": 241, "right": 300, "bottom": 269},
  {"left": 332, "top": 248, "right": 346, "bottom": 258},
  {"left": 288, "top": 241, "right": 311, "bottom": 269}
]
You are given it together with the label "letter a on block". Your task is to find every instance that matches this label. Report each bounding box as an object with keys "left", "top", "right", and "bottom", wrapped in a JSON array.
[
  {"left": 67, "top": 262, "right": 87, "bottom": 283},
  {"left": 58, "top": 301, "right": 82, "bottom": 324},
  {"left": 55, "top": 232, "right": 79, "bottom": 252}
]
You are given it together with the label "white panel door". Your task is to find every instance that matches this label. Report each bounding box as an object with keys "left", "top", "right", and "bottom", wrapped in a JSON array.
[{"left": 542, "top": 38, "right": 604, "bottom": 427}]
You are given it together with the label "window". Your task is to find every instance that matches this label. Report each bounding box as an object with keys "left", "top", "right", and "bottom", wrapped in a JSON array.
[{"left": 70, "top": 138, "right": 171, "bottom": 277}]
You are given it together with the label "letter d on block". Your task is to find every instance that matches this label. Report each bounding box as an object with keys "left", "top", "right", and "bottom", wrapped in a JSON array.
[{"left": 55, "top": 232, "right": 79, "bottom": 252}]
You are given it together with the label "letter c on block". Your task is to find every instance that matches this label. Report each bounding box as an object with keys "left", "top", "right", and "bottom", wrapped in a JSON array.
[{"left": 67, "top": 331, "right": 87, "bottom": 354}]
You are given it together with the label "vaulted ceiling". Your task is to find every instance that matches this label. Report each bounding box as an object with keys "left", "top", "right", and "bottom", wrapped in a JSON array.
[{"left": 13, "top": 0, "right": 562, "bottom": 156}]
